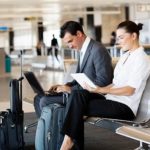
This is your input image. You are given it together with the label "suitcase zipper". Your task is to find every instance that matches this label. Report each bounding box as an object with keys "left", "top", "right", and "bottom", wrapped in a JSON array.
[{"left": 47, "top": 104, "right": 62, "bottom": 150}]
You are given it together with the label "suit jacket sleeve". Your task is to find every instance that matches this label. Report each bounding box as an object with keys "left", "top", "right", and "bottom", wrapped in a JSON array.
[
  {"left": 65, "top": 40, "right": 113, "bottom": 88},
  {"left": 92, "top": 44, "right": 113, "bottom": 86}
]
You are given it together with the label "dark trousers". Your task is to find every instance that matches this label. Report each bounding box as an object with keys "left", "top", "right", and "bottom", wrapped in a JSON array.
[
  {"left": 61, "top": 90, "right": 135, "bottom": 150},
  {"left": 48, "top": 47, "right": 59, "bottom": 61}
]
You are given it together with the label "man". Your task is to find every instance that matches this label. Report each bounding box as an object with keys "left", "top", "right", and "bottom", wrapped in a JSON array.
[
  {"left": 34, "top": 20, "right": 113, "bottom": 118},
  {"left": 48, "top": 34, "right": 59, "bottom": 61}
]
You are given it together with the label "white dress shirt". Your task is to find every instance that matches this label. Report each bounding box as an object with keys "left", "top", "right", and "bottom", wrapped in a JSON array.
[{"left": 79, "top": 37, "right": 90, "bottom": 67}]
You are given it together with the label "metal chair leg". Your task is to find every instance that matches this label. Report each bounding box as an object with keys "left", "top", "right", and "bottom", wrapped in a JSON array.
[
  {"left": 24, "top": 121, "right": 38, "bottom": 133},
  {"left": 147, "top": 144, "right": 150, "bottom": 150},
  {"left": 134, "top": 141, "right": 145, "bottom": 150}
]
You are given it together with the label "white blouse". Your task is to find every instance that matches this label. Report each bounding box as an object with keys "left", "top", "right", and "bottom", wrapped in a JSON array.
[{"left": 106, "top": 47, "right": 150, "bottom": 115}]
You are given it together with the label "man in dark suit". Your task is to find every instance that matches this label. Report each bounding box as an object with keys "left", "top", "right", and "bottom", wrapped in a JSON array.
[
  {"left": 34, "top": 21, "right": 113, "bottom": 118},
  {"left": 48, "top": 34, "right": 59, "bottom": 61}
]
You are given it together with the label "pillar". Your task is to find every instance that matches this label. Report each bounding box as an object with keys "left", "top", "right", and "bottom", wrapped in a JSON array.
[
  {"left": 125, "top": 6, "right": 129, "bottom": 20},
  {"left": 9, "top": 28, "right": 14, "bottom": 53},
  {"left": 94, "top": 12, "right": 102, "bottom": 42},
  {"left": 38, "top": 21, "right": 44, "bottom": 42},
  {"left": 86, "top": 7, "right": 96, "bottom": 40}
]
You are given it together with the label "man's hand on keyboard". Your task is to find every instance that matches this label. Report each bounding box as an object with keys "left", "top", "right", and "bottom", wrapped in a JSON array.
[
  {"left": 48, "top": 84, "right": 71, "bottom": 93},
  {"left": 56, "top": 85, "right": 71, "bottom": 93}
]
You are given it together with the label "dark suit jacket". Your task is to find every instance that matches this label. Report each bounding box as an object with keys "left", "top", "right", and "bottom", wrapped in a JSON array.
[{"left": 66, "top": 39, "right": 113, "bottom": 89}]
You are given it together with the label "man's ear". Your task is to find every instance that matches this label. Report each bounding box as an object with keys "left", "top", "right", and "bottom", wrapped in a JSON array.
[{"left": 76, "top": 31, "right": 82, "bottom": 37}]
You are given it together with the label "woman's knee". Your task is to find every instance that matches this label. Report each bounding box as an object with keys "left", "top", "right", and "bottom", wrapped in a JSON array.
[{"left": 71, "top": 89, "right": 88, "bottom": 96}]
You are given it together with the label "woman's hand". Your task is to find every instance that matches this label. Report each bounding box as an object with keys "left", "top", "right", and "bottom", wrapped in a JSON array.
[
  {"left": 83, "top": 83, "right": 110, "bottom": 94},
  {"left": 83, "top": 83, "right": 135, "bottom": 96},
  {"left": 83, "top": 83, "right": 100, "bottom": 93}
]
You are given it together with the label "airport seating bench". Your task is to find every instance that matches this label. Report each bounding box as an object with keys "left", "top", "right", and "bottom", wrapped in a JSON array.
[{"left": 85, "top": 74, "right": 150, "bottom": 149}]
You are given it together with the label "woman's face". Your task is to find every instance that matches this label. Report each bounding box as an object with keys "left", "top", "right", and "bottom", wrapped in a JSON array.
[{"left": 116, "top": 28, "right": 136, "bottom": 51}]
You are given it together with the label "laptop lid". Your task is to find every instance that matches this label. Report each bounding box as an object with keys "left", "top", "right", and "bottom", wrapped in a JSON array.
[{"left": 24, "top": 71, "right": 45, "bottom": 95}]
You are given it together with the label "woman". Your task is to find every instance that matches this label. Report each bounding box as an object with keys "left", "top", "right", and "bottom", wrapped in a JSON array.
[{"left": 60, "top": 21, "right": 150, "bottom": 150}]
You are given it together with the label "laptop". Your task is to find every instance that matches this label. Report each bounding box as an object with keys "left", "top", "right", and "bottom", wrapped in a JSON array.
[{"left": 24, "top": 71, "right": 61, "bottom": 96}]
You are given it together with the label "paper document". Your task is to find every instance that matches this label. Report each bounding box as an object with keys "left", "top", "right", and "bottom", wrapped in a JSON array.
[{"left": 71, "top": 73, "right": 97, "bottom": 88}]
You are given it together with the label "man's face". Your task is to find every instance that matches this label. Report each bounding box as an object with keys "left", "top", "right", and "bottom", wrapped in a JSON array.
[{"left": 62, "top": 32, "right": 82, "bottom": 51}]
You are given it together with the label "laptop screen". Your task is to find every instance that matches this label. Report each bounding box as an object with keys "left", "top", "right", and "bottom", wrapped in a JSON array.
[{"left": 24, "top": 71, "right": 45, "bottom": 95}]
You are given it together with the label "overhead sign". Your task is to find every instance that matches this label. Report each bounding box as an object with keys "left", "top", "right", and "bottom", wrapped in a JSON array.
[{"left": 0, "top": 26, "right": 9, "bottom": 31}]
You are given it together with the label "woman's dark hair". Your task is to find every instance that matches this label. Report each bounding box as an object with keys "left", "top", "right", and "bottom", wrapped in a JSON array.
[
  {"left": 60, "top": 21, "right": 84, "bottom": 38},
  {"left": 117, "top": 20, "right": 143, "bottom": 38}
]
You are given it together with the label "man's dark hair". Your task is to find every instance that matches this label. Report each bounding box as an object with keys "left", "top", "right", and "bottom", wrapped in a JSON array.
[{"left": 60, "top": 21, "right": 84, "bottom": 38}]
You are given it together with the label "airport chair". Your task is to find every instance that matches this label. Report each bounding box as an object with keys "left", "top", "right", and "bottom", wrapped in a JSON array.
[
  {"left": 24, "top": 121, "right": 38, "bottom": 133},
  {"left": 85, "top": 74, "right": 150, "bottom": 149}
]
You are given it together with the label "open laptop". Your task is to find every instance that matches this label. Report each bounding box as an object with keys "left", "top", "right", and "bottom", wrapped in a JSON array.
[{"left": 24, "top": 71, "right": 61, "bottom": 96}]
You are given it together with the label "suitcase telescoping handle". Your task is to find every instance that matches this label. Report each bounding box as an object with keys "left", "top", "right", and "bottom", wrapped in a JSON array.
[
  {"left": 19, "top": 50, "right": 24, "bottom": 108},
  {"left": 18, "top": 50, "right": 24, "bottom": 112},
  {"left": 10, "top": 50, "right": 24, "bottom": 113},
  {"left": 10, "top": 79, "right": 23, "bottom": 113}
]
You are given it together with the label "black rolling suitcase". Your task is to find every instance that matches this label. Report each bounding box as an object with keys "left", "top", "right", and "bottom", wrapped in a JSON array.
[{"left": 0, "top": 51, "right": 24, "bottom": 150}]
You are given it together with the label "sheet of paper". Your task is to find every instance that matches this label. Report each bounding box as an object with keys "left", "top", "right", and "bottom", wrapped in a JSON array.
[{"left": 71, "top": 73, "right": 97, "bottom": 88}]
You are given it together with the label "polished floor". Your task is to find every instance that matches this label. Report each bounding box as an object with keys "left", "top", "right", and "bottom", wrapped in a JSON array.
[{"left": 0, "top": 65, "right": 147, "bottom": 150}]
